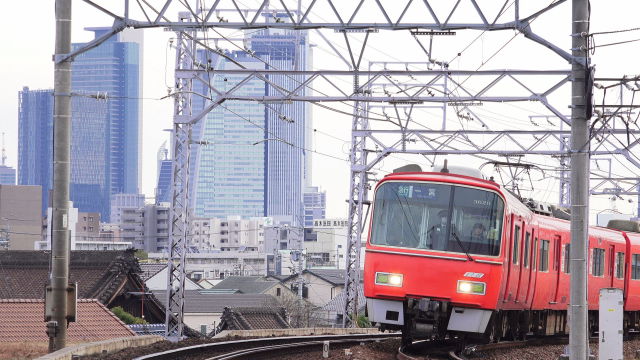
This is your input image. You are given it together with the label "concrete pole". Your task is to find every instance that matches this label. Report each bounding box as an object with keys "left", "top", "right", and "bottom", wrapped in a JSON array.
[
  {"left": 569, "top": 0, "right": 590, "bottom": 359},
  {"left": 50, "top": 0, "right": 72, "bottom": 351}
]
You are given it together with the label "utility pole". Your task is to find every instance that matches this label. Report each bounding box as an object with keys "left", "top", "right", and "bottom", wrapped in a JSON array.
[
  {"left": 569, "top": 0, "right": 590, "bottom": 358},
  {"left": 49, "top": 0, "right": 72, "bottom": 351}
]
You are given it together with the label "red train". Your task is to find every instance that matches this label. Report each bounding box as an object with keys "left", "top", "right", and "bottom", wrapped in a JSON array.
[{"left": 363, "top": 165, "right": 640, "bottom": 344}]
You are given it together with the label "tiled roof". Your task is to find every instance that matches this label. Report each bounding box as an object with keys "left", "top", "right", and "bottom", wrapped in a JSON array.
[
  {"left": 152, "top": 290, "right": 278, "bottom": 313},
  {"left": 0, "top": 299, "right": 136, "bottom": 343},
  {"left": 128, "top": 323, "right": 165, "bottom": 336},
  {"left": 321, "top": 287, "right": 366, "bottom": 314},
  {"left": 215, "top": 307, "right": 290, "bottom": 332},
  {"left": 0, "top": 250, "right": 169, "bottom": 325},
  {"left": 139, "top": 263, "right": 167, "bottom": 281},
  {"left": 280, "top": 269, "right": 363, "bottom": 286},
  {"left": 0, "top": 250, "right": 140, "bottom": 302},
  {"left": 212, "top": 276, "right": 278, "bottom": 294}
]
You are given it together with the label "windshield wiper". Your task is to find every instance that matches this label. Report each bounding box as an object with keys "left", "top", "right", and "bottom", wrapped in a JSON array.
[
  {"left": 451, "top": 230, "right": 474, "bottom": 262},
  {"left": 392, "top": 192, "right": 421, "bottom": 246}
]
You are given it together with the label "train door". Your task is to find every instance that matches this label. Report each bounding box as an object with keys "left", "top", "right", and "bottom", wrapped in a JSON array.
[
  {"left": 516, "top": 229, "right": 532, "bottom": 304},
  {"left": 504, "top": 216, "right": 522, "bottom": 303},
  {"left": 552, "top": 234, "right": 562, "bottom": 303},
  {"left": 523, "top": 229, "right": 536, "bottom": 304},
  {"left": 609, "top": 245, "right": 616, "bottom": 287}
]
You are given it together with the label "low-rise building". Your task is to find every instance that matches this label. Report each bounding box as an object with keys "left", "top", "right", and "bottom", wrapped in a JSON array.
[
  {"left": 0, "top": 185, "right": 42, "bottom": 250},
  {"left": 153, "top": 290, "right": 280, "bottom": 334},
  {"left": 119, "top": 204, "right": 169, "bottom": 252},
  {"left": 191, "top": 216, "right": 270, "bottom": 252},
  {"left": 148, "top": 250, "right": 268, "bottom": 279},
  {"left": 304, "top": 218, "right": 348, "bottom": 269}
]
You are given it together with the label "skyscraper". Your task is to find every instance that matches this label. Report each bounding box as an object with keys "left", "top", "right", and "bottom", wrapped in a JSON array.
[
  {"left": 250, "top": 23, "right": 311, "bottom": 226},
  {"left": 193, "top": 51, "right": 267, "bottom": 218},
  {"left": 155, "top": 142, "right": 172, "bottom": 205},
  {"left": 18, "top": 87, "right": 54, "bottom": 213},
  {"left": 192, "top": 16, "right": 311, "bottom": 224},
  {"left": 18, "top": 28, "right": 142, "bottom": 220},
  {"left": 71, "top": 27, "right": 143, "bottom": 220}
]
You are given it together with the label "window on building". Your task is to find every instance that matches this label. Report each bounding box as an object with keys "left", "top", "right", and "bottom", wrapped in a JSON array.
[
  {"left": 89, "top": 216, "right": 94, "bottom": 222},
  {"left": 513, "top": 225, "right": 520, "bottom": 264},
  {"left": 564, "top": 244, "right": 571, "bottom": 273},
  {"left": 592, "top": 248, "right": 605, "bottom": 277},
  {"left": 539, "top": 239, "right": 549, "bottom": 271},
  {"left": 276, "top": 288, "right": 281, "bottom": 296},
  {"left": 633, "top": 254, "right": 640, "bottom": 280},
  {"left": 616, "top": 252, "right": 625, "bottom": 279}
]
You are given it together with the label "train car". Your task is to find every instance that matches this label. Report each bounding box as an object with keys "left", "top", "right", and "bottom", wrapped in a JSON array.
[{"left": 363, "top": 164, "right": 640, "bottom": 344}]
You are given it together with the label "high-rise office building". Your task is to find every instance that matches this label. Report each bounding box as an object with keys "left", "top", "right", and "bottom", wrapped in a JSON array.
[
  {"left": 193, "top": 52, "right": 266, "bottom": 219},
  {"left": 71, "top": 27, "right": 143, "bottom": 220},
  {"left": 18, "top": 88, "right": 54, "bottom": 214},
  {"left": 155, "top": 142, "right": 172, "bottom": 205},
  {"left": 192, "top": 16, "right": 311, "bottom": 224},
  {"left": 250, "top": 23, "right": 311, "bottom": 226},
  {"left": 18, "top": 28, "right": 142, "bottom": 219}
]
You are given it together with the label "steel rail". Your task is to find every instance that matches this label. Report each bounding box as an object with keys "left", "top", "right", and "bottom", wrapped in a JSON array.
[
  {"left": 204, "top": 338, "right": 383, "bottom": 360},
  {"left": 134, "top": 333, "right": 399, "bottom": 360}
]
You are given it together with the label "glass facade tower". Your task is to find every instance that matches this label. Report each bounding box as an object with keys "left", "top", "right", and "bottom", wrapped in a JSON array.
[
  {"left": 18, "top": 88, "right": 54, "bottom": 213},
  {"left": 193, "top": 52, "right": 267, "bottom": 218},
  {"left": 192, "top": 17, "right": 311, "bottom": 225},
  {"left": 18, "top": 28, "right": 142, "bottom": 219}
]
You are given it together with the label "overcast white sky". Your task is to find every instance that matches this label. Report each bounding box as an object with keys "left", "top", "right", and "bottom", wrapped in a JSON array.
[{"left": 1, "top": 1, "right": 639, "bottom": 221}]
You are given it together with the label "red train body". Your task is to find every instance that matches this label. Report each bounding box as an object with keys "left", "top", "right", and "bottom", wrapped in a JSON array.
[{"left": 363, "top": 170, "right": 640, "bottom": 343}]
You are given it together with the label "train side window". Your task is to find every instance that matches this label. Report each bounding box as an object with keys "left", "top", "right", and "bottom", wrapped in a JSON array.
[
  {"left": 592, "top": 248, "right": 605, "bottom": 277},
  {"left": 563, "top": 244, "right": 571, "bottom": 273},
  {"left": 633, "top": 254, "right": 640, "bottom": 280},
  {"left": 523, "top": 232, "right": 531, "bottom": 268},
  {"left": 513, "top": 225, "right": 520, "bottom": 264},
  {"left": 539, "top": 239, "right": 549, "bottom": 272},
  {"left": 616, "top": 252, "right": 625, "bottom": 279}
]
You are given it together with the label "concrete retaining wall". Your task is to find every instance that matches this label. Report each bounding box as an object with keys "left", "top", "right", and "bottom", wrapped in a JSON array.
[
  {"left": 35, "top": 335, "right": 164, "bottom": 360},
  {"left": 214, "top": 327, "right": 380, "bottom": 339}
]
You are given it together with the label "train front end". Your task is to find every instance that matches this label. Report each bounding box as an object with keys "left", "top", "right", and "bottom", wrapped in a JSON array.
[{"left": 364, "top": 172, "right": 506, "bottom": 343}]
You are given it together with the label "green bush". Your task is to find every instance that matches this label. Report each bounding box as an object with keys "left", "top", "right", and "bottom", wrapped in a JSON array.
[{"left": 111, "top": 306, "right": 147, "bottom": 325}]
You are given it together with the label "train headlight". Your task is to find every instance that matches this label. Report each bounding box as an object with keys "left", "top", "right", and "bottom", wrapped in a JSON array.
[
  {"left": 457, "top": 280, "right": 486, "bottom": 295},
  {"left": 375, "top": 272, "right": 403, "bottom": 287}
]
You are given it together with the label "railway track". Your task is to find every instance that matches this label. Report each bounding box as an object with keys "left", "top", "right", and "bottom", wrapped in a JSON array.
[
  {"left": 398, "top": 337, "right": 570, "bottom": 360},
  {"left": 134, "top": 333, "right": 399, "bottom": 360}
]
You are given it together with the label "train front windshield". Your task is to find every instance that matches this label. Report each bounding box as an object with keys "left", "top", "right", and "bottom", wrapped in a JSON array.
[{"left": 370, "top": 182, "right": 505, "bottom": 256}]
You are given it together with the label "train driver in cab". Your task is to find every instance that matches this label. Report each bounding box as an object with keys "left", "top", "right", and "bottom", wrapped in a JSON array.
[{"left": 430, "top": 209, "right": 450, "bottom": 251}]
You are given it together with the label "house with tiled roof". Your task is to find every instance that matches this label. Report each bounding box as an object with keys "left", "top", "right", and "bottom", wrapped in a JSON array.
[
  {"left": 316, "top": 286, "right": 366, "bottom": 327},
  {"left": 212, "top": 276, "right": 298, "bottom": 300},
  {"left": 0, "top": 250, "right": 166, "bottom": 323},
  {"left": 140, "top": 263, "right": 201, "bottom": 291},
  {"left": 279, "top": 269, "right": 363, "bottom": 308},
  {"left": 0, "top": 299, "right": 136, "bottom": 343},
  {"left": 214, "top": 306, "right": 290, "bottom": 332},
  {"left": 153, "top": 289, "right": 280, "bottom": 335}
]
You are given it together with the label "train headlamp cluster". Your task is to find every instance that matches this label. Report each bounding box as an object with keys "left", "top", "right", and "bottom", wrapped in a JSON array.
[
  {"left": 457, "top": 280, "right": 486, "bottom": 295},
  {"left": 375, "top": 272, "right": 404, "bottom": 287}
]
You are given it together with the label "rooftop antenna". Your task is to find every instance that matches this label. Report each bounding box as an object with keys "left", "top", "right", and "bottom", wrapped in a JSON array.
[{"left": 1, "top": 132, "right": 6, "bottom": 166}]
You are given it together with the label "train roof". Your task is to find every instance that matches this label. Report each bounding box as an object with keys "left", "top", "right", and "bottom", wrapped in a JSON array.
[{"left": 380, "top": 171, "right": 501, "bottom": 191}]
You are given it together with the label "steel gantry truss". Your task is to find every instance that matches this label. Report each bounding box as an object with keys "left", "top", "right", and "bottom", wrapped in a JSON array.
[{"left": 67, "top": 0, "right": 640, "bottom": 334}]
